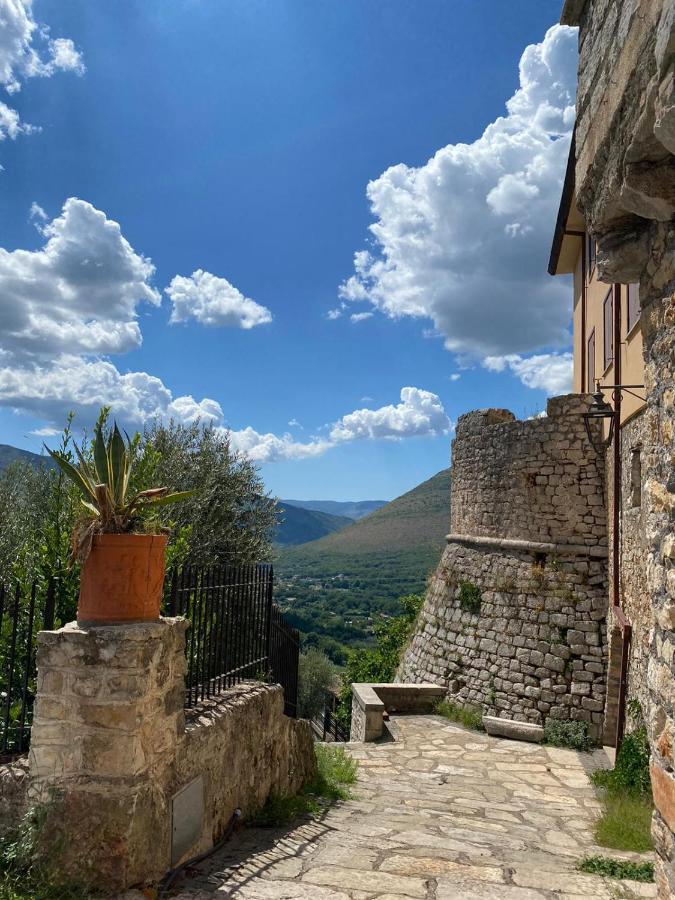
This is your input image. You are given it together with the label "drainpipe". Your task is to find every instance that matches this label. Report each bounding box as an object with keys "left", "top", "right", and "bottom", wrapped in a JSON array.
[{"left": 612, "top": 283, "right": 629, "bottom": 750}]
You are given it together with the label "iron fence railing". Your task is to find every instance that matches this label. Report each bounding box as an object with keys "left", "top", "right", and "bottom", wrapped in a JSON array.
[
  {"left": 0, "top": 578, "right": 56, "bottom": 757},
  {"left": 312, "top": 692, "right": 349, "bottom": 742},
  {"left": 1, "top": 563, "right": 299, "bottom": 756}
]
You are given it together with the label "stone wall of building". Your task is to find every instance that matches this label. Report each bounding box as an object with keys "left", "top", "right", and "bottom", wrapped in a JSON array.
[
  {"left": 398, "top": 394, "right": 610, "bottom": 742},
  {"left": 605, "top": 410, "right": 652, "bottom": 734},
  {"left": 27, "top": 619, "right": 316, "bottom": 893},
  {"left": 562, "top": 0, "right": 675, "bottom": 893}
]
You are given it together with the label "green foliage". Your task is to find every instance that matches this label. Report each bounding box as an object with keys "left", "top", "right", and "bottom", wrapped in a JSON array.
[
  {"left": 276, "top": 504, "right": 351, "bottom": 546},
  {"left": 543, "top": 719, "right": 592, "bottom": 751},
  {"left": 576, "top": 855, "right": 654, "bottom": 882},
  {"left": 0, "top": 798, "right": 91, "bottom": 899},
  {"left": 335, "top": 594, "right": 423, "bottom": 728},
  {"left": 298, "top": 649, "right": 337, "bottom": 720},
  {"left": 146, "top": 420, "right": 277, "bottom": 567},
  {"left": 46, "top": 416, "right": 193, "bottom": 562},
  {"left": 458, "top": 581, "right": 481, "bottom": 614},
  {"left": 591, "top": 728, "right": 651, "bottom": 795},
  {"left": 590, "top": 727, "right": 653, "bottom": 853},
  {"left": 435, "top": 699, "right": 484, "bottom": 732},
  {"left": 593, "top": 792, "right": 654, "bottom": 853},
  {"left": 251, "top": 744, "right": 357, "bottom": 827}
]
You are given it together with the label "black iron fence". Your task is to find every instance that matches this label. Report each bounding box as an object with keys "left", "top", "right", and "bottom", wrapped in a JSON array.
[
  {"left": 312, "top": 691, "right": 349, "bottom": 742},
  {"left": 1, "top": 563, "right": 299, "bottom": 757},
  {"left": 0, "top": 579, "right": 56, "bottom": 757}
]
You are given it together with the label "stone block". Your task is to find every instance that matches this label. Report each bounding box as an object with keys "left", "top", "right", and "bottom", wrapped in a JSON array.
[{"left": 482, "top": 716, "right": 545, "bottom": 743}]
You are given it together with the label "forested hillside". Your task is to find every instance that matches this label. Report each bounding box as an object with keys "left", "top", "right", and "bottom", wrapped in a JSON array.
[
  {"left": 275, "top": 469, "right": 450, "bottom": 662},
  {"left": 275, "top": 503, "right": 352, "bottom": 546}
]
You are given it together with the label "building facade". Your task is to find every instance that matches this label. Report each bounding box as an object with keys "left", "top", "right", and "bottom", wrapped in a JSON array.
[
  {"left": 559, "top": 0, "right": 674, "bottom": 894},
  {"left": 550, "top": 143, "right": 651, "bottom": 743}
]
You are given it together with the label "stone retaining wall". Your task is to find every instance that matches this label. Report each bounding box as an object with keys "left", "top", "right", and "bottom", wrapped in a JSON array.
[
  {"left": 27, "top": 619, "right": 315, "bottom": 893},
  {"left": 398, "top": 394, "right": 609, "bottom": 742}
]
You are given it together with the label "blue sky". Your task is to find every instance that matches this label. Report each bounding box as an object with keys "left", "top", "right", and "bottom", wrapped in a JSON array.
[{"left": 0, "top": 0, "right": 576, "bottom": 501}]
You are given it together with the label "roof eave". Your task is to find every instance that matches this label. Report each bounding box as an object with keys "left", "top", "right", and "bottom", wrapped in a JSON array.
[{"left": 548, "top": 133, "right": 578, "bottom": 276}]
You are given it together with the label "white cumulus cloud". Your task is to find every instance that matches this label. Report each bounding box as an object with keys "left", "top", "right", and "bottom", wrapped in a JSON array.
[
  {"left": 340, "top": 24, "right": 577, "bottom": 359},
  {"left": 221, "top": 387, "right": 451, "bottom": 464},
  {"left": 330, "top": 387, "right": 450, "bottom": 443},
  {"left": 0, "top": 198, "right": 161, "bottom": 362},
  {"left": 0, "top": 0, "right": 84, "bottom": 143},
  {"left": 0, "top": 355, "right": 222, "bottom": 430},
  {"left": 166, "top": 269, "right": 272, "bottom": 329},
  {"left": 483, "top": 352, "right": 573, "bottom": 395}
]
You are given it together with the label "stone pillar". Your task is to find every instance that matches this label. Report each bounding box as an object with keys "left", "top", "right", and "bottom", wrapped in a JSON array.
[{"left": 29, "top": 618, "right": 188, "bottom": 892}]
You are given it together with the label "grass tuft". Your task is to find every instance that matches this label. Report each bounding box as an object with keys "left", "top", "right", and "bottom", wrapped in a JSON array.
[
  {"left": 593, "top": 792, "right": 653, "bottom": 853},
  {"left": 543, "top": 719, "right": 592, "bottom": 751},
  {"left": 251, "top": 744, "right": 358, "bottom": 827},
  {"left": 577, "top": 854, "right": 654, "bottom": 882},
  {"left": 435, "top": 699, "right": 484, "bottom": 732},
  {"left": 590, "top": 727, "right": 653, "bottom": 853}
]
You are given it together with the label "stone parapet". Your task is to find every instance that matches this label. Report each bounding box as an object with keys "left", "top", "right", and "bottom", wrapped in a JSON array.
[
  {"left": 349, "top": 683, "right": 445, "bottom": 742},
  {"left": 450, "top": 395, "right": 607, "bottom": 549},
  {"left": 27, "top": 618, "right": 316, "bottom": 893}
]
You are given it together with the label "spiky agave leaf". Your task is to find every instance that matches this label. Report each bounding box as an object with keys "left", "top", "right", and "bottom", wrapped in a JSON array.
[
  {"left": 109, "top": 423, "right": 128, "bottom": 506},
  {"left": 45, "top": 447, "right": 97, "bottom": 503}
]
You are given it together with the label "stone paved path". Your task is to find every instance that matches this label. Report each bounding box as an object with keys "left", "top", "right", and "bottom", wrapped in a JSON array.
[{"left": 172, "top": 715, "right": 656, "bottom": 900}]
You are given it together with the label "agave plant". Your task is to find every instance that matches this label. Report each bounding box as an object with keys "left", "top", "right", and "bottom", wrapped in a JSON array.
[{"left": 46, "top": 422, "right": 193, "bottom": 562}]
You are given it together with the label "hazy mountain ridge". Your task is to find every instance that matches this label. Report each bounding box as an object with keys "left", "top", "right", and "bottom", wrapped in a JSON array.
[
  {"left": 281, "top": 498, "right": 386, "bottom": 521},
  {"left": 275, "top": 503, "right": 352, "bottom": 546},
  {"left": 0, "top": 444, "right": 55, "bottom": 472}
]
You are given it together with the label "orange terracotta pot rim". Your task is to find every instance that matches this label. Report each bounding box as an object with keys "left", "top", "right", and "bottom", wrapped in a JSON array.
[{"left": 90, "top": 533, "right": 168, "bottom": 547}]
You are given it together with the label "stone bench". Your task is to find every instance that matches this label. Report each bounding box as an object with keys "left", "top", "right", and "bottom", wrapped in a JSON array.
[{"left": 349, "top": 682, "right": 446, "bottom": 742}]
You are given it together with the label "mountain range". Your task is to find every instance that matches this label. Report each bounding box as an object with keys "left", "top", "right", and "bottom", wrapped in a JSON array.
[
  {"left": 0, "top": 444, "right": 54, "bottom": 472},
  {"left": 281, "top": 498, "right": 386, "bottom": 521}
]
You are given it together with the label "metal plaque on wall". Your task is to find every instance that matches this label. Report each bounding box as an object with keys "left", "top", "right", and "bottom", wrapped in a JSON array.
[{"left": 171, "top": 775, "right": 204, "bottom": 866}]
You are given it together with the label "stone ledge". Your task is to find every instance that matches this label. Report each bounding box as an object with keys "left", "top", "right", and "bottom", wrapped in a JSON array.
[
  {"left": 446, "top": 533, "right": 608, "bottom": 558},
  {"left": 350, "top": 683, "right": 445, "bottom": 742},
  {"left": 483, "top": 716, "right": 545, "bottom": 743}
]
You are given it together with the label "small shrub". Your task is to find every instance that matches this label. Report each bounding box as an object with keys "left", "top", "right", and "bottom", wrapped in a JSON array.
[
  {"left": 543, "top": 719, "right": 592, "bottom": 751},
  {"left": 577, "top": 855, "right": 654, "bottom": 882},
  {"left": 297, "top": 649, "right": 337, "bottom": 720},
  {"left": 458, "top": 581, "right": 481, "bottom": 614},
  {"left": 589, "top": 726, "right": 653, "bottom": 853},
  {"left": 591, "top": 727, "right": 651, "bottom": 796},
  {"left": 251, "top": 744, "right": 357, "bottom": 827},
  {"left": 435, "top": 699, "right": 484, "bottom": 732}
]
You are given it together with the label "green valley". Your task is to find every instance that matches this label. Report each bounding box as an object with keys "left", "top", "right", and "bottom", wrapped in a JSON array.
[{"left": 275, "top": 468, "right": 450, "bottom": 662}]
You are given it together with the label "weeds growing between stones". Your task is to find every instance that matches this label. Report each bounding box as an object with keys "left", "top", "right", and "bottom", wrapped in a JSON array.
[
  {"left": 435, "top": 699, "right": 484, "bottom": 731},
  {"left": 577, "top": 855, "right": 654, "bottom": 882},
  {"left": 251, "top": 744, "right": 358, "bottom": 827}
]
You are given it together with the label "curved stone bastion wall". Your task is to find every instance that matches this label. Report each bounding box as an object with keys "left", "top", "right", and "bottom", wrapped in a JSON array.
[{"left": 398, "top": 394, "right": 610, "bottom": 743}]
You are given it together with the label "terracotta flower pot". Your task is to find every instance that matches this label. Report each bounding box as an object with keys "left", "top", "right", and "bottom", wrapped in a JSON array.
[{"left": 78, "top": 533, "right": 168, "bottom": 625}]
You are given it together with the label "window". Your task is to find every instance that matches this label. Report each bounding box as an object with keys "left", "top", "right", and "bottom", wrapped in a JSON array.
[
  {"left": 603, "top": 289, "right": 613, "bottom": 371},
  {"left": 587, "top": 329, "right": 596, "bottom": 391},
  {"left": 630, "top": 447, "right": 642, "bottom": 508},
  {"left": 627, "top": 283, "right": 641, "bottom": 333},
  {"left": 586, "top": 233, "right": 596, "bottom": 281}
]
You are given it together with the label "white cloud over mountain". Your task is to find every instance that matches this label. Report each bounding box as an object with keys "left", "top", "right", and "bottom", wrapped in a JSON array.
[
  {"left": 224, "top": 387, "right": 452, "bottom": 463},
  {"left": 483, "top": 352, "right": 573, "bottom": 395},
  {"left": 0, "top": 198, "right": 161, "bottom": 361},
  {"left": 339, "top": 24, "right": 577, "bottom": 362},
  {"left": 166, "top": 269, "right": 272, "bottom": 330},
  {"left": 330, "top": 387, "right": 450, "bottom": 443},
  {"left": 0, "top": 0, "right": 84, "bottom": 141}
]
